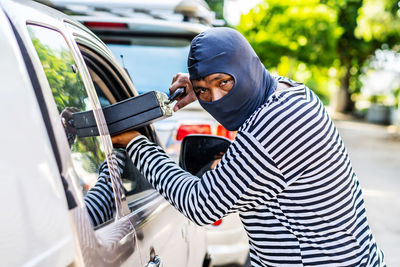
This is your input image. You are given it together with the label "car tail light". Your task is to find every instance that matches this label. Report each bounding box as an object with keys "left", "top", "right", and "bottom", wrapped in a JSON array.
[
  {"left": 83, "top": 22, "right": 129, "bottom": 29},
  {"left": 212, "top": 219, "right": 222, "bottom": 226},
  {"left": 216, "top": 125, "right": 236, "bottom": 140},
  {"left": 176, "top": 124, "right": 212, "bottom": 141},
  {"left": 83, "top": 183, "right": 91, "bottom": 192}
]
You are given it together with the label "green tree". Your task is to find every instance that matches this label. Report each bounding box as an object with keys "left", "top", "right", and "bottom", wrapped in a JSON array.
[
  {"left": 205, "top": 0, "right": 225, "bottom": 19},
  {"left": 238, "top": 0, "right": 400, "bottom": 111},
  {"left": 328, "top": 0, "right": 388, "bottom": 112},
  {"left": 29, "top": 27, "right": 105, "bottom": 173},
  {"left": 237, "top": 0, "right": 342, "bottom": 103}
]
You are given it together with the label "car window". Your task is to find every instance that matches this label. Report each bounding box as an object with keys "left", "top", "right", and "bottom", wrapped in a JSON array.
[
  {"left": 77, "top": 43, "right": 154, "bottom": 203},
  {"left": 106, "top": 37, "right": 190, "bottom": 95},
  {"left": 27, "top": 25, "right": 116, "bottom": 216}
]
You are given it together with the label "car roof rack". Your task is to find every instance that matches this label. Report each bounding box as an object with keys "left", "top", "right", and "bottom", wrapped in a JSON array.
[{"left": 36, "top": 0, "right": 216, "bottom": 26}]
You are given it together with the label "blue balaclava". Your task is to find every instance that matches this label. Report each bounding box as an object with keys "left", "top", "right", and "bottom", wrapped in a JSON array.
[{"left": 188, "top": 27, "right": 277, "bottom": 131}]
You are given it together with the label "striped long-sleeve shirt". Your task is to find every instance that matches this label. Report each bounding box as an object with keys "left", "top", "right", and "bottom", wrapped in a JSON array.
[
  {"left": 84, "top": 150, "right": 126, "bottom": 227},
  {"left": 127, "top": 76, "right": 385, "bottom": 266}
]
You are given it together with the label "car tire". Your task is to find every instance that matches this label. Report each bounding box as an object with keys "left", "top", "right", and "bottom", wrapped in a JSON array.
[
  {"left": 203, "top": 253, "right": 212, "bottom": 267},
  {"left": 243, "top": 254, "right": 251, "bottom": 267}
]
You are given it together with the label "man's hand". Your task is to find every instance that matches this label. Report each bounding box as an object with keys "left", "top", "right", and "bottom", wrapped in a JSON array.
[
  {"left": 170, "top": 73, "right": 197, "bottom": 112},
  {"left": 60, "top": 107, "right": 80, "bottom": 147},
  {"left": 111, "top": 130, "right": 141, "bottom": 148}
]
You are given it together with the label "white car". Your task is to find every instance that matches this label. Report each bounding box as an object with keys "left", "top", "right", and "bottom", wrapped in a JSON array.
[{"left": 0, "top": 0, "right": 209, "bottom": 266}]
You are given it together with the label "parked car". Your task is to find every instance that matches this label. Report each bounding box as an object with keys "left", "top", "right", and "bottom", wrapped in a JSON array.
[
  {"left": 0, "top": 0, "right": 209, "bottom": 266},
  {"left": 33, "top": 1, "right": 250, "bottom": 266}
]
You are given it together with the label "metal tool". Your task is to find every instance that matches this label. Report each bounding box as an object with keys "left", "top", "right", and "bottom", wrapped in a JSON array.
[
  {"left": 165, "top": 87, "right": 185, "bottom": 105},
  {"left": 72, "top": 91, "right": 172, "bottom": 137}
]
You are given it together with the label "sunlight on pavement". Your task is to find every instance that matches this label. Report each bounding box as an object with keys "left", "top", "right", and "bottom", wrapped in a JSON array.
[{"left": 362, "top": 188, "right": 395, "bottom": 197}]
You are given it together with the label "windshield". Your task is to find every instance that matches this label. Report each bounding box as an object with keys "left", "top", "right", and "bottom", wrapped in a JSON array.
[{"left": 107, "top": 37, "right": 190, "bottom": 95}]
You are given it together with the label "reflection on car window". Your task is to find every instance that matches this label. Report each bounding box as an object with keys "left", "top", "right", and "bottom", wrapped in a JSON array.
[
  {"left": 107, "top": 37, "right": 190, "bottom": 95},
  {"left": 93, "top": 82, "right": 112, "bottom": 108},
  {"left": 27, "top": 25, "right": 114, "bottom": 208},
  {"left": 81, "top": 50, "right": 154, "bottom": 202},
  {"left": 121, "top": 155, "right": 153, "bottom": 203}
]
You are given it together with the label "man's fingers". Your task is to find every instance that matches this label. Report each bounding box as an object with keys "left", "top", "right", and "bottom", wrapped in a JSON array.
[
  {"left": 173, "top": 91, "right": 197, "bottom": 111},
  {"left": 169, "top": 73, "right": 196, "bottom": 111},
  {"left": 171, "top": 73, "right": 178, "bottom": 84},
  {"left": 169, "top": 81, "right": 188, "bottom": 95},
  {"left": 169, "top": 73, "right": 190, "bottom": 93},
  {"left": 170, "top": 73, "right": 184, "bottom": 91}
]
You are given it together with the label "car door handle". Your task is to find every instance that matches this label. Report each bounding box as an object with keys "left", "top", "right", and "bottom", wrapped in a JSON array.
[
  {"left": 145, "top": 255, "right": 162, "bottom": 267},
  {"left": 182, "top": 221, "right": 189, "bottom": 242}
]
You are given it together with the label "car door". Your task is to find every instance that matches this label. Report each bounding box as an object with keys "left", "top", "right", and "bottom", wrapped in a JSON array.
[
  {"left": 2, "top": 0, "right": 142, "bottom": 266},
  {"left": 0, "top": 4, "right": 78, "bottom": 266},
  {"left": 64, "top": 20, "right": 207, "bottom": 267}
]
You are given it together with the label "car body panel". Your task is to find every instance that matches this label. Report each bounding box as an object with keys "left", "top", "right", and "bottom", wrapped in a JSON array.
[
  {"left": 0, "top": 6, "right": 76, "bottom": 266},
  {"left": 2, "top": 1, "right": 140, "bottom": 265},
  {"left": 124, "top": 191, "right": 206, "bottom": 267},
  {"left": 205, "top": 215, "right": 249, "bottom": 266}
]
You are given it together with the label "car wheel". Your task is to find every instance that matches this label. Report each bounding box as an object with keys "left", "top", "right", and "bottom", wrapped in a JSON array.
[{"left": 203, "top": 253, "right": 212, "bottom": 267}]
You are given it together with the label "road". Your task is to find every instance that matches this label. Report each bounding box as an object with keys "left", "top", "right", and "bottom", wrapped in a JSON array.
[{"left": 334, "top": 118, "right": 400, "bottom": 266}]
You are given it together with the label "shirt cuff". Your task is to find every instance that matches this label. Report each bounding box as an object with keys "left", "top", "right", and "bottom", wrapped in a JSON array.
[{"left": 126, "top": 135, "right": 148, "bottom": 151}]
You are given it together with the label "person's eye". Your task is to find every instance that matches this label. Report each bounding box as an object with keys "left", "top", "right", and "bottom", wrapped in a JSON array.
[
  {"left": 196, "top": 87, "right": 207, "bottom": 94},
  {"left": 220, "top": 79, "right": 233, "bottom": 88}
]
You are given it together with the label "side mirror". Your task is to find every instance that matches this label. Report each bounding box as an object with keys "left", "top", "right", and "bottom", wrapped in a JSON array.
[{"left": 179, "top": 134, "right": 231, "bottom": 176}]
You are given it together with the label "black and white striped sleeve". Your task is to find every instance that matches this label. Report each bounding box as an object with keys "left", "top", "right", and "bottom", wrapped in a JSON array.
[
  {"left": 84, "top": 150, "right": 126, "bottom": 227},
  {"left": 126, "top": 132, "right": 287, "bottom": 226}
]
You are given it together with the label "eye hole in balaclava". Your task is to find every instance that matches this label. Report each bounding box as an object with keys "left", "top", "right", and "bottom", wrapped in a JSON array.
[{"left": 191, "top": 73, "right": 235, "bottom": 102}]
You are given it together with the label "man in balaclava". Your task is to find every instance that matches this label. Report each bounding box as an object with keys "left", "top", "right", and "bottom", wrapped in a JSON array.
[{"left": 112, "top": 28, "right": 385, "bottom": 266}]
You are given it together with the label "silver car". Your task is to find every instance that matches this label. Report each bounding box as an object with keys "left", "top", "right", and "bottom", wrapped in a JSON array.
[{"left": 0, "top": 0, "right": 209, "bottom": 266}]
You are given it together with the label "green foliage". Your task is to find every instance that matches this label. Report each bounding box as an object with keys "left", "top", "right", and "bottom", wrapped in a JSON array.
[
  {"left": 237, "top": 0, "right": 400, "bottom": 111},
  {"left": 237, "top": 0, "right": 341, "bottom": 102},
  {"left": 356, "top": 0, "right": 400, "bottom": 43},
  {"left": 329, "top": 0, "right": 400, "bottom": 110},
  {"left": 393, "top": 87, "right": 400, "bottom": 108},
  {"left": 28, "top": 26, "right": 105, "bottom": 174},
  {"left": 29, "top": 35, "right": 87, "bottom": 113},
  {"left": 205, "top": 0, "right": 224, "bottom": 19}
]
